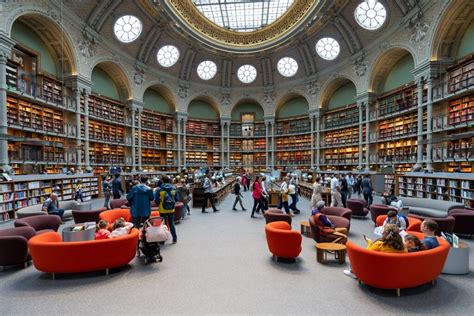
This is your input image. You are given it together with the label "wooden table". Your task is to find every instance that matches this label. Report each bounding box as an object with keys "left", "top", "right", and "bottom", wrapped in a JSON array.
[
  {"left": 315, "top": 242, "right": 346, "bottom": 264},
  {"left": 300, "top": 221, "right": 311, "bottom": 237}
]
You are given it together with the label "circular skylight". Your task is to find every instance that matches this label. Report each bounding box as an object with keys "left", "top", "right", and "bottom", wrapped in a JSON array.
[
  {"left": 157, "top": 45, "right": 180, "bottom": 67},
  {"left": 237, "top": 65, "right": 257, "bottom": 84},
  {"left": 277, "top": 57, "right": 298, "bottom": 77},
  {"left": 197, "top": 60, "right": 217, "bottom": 80},
  {"left": 114, "top": 15, "right": 142, "bottom": 43},
  {"left": 315, "top": 37, "right": 340, "bottom": 60},
  {"left": 354, "top": 0, "right": 387, "bottom": 30}
]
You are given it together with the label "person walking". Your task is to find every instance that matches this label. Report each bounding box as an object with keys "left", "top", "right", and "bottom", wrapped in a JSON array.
[
  {"left": 361, "top": 174, "right": 373, "bottom": 206},
  {"left": 102, "top": 175, "right": 112, "bottom": 209},
  {"left": 346, "top": 172, "right": 354, "bottom": 199},
  {"left": 112, "top": 174, "right": 124, "bottom": 199},
  {"left": 279, "top": 177, "right": 292, "bottom": 216},
  {"left": 340, "top": 173, "right": 349, "bottom": 208},
  {"left": 202, "top": 173, "right": 219, "bottom": 213},
  {"left": 154, "top": 176, "right": 178, "bottom": 243},
  {"left": 127, "top": 175, "right": 154, "bottom": 228},
  {"left": 232, "top": 177, "right": 246, "bottom": 211},
  {"left": 177, "top": 179, "right": 191, "bottom": 218},
  {"left": 330, "top": 174, "right": 343, "bottom": 207},
  {"left": 250, "top": 175, "right": 265, "bottom": 218},
  {"left": 354, "top": 175, "right": 362, "bottom": 196},
  {"left": 289, "top": 176, "right": 300, "bottom": 214},
  {"left": 310, "top": 176, "right": 324, "bottom": 210},
  {"left": 261, "top": 176, "right": 269, "bottom": 211}
]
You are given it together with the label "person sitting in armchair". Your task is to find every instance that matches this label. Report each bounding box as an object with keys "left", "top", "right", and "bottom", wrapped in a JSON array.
[
  {"left": 41, "top": 193, "right": 65, "bottom": 221},
  {"left": 311, "top": 201, "right": 348, "bottom": 244}
]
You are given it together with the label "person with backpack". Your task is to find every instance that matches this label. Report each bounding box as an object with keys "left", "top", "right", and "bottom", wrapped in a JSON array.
[
  {"left": 382, "top": 210, "right": 408, "bottom": 231},
  {"left": 154, "top": 176, "right": 179, "bottom": 243},
  {"left": 202, "top": 173, "right": 219, "bottom": 213},
  {"left": 127, "top": 175, "right": 154, "bottom": 228},
  {"left": 232, "top": 177, "right": 246, "bottom": 211}
]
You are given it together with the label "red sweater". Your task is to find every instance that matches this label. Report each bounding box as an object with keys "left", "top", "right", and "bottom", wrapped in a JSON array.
[{"left": 252, "top": 181, "right": 263, "bottom": 199}]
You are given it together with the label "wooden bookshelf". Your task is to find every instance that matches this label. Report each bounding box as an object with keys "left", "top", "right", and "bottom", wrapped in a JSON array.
[
  {"left": 377, "top": 84, "right": 426, "bottom": 117},
  {"left": 89, "top": 143, "right": 125, "bottom": 166},
  {"left": 230, "top": 152, "right": 243, "bottom": 167},
  {"left": 323, "top": 146, "right": 361, "bottom": 165},
  {"left": 323, "top": 126, "right": 364, "bottom": 146},
  {"left": 87, "top": 94, "right": 125, "bottom": 124},
  {"left": 139, "top": 110, "right": 174, "bottom": 132},
  {"left": 230, "top": 122, "right": 265, "bottom": 137},
  {"left": 41, "top": 74, "right": 63, "bottom": 105},
  {"left": 186, "top": 119, "right": 220, "bottom": 136},
  {"left": 140, "top": 149, "right": 164, "bottom": 165},
  {"left": 276, "top": 150, "right": 311, "bottom": 166},
  {"left": 397, "top": 173, "right": 474, "bottom": 207},
  {"left": 324, "top": 104, "right": 359, "bottom": 129},
  {"left": 448, "top": 95, "right": 474, "bottom": 126},
  {"left": 377, "top": 139, "right": 418, "bottom": 163},
  {"left": 275, "top": 117, "right": 310, "bottom": 135},
  {"left": 447, "top": 54, "right": 474, "bottom": 93},
  {"left": 87, "top": 119, "right": 125, "bottom": 143},
  {"left": 275, "top": 135, "right": 310, "bottom": 150}
]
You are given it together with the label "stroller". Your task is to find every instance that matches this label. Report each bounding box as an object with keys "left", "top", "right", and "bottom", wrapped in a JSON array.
[{"left": 138, "top": 216, "right": 166, "bottom": 265}]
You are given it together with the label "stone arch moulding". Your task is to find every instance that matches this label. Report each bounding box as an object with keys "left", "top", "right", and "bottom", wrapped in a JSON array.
[
  {"left": 186, "top": 95, "right": 221, "bottom": 117},
  {"left": 88, "top": 58, "right": 133, "bottom": 100},
  {"left": 368, "top": 46, "right": 415, "bottom": 93},
  {"left": 230, "top": 98, "right": 266, "bottom": 119},
  {"left": 319, "top": 76, "right": 358, "bottom": 110},
  {"left": 429, "top": 0, "right": 474, "bottom": 61},
  {"left": 4, "top": 9, "right": 79, "bottom": 75},
  {"left": 139, "top": 81, "right": 177, "bottom": 110},
  {"left": 274, "top": 91, "right": 311, "bottom": 117}
]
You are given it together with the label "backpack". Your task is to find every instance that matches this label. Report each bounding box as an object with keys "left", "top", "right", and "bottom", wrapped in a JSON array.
[
  {"left": 397, "top": 215, "right": 409, "bottom": 228},
  {"left": 162, "top": 190, "right": 176, "bottom": 210}
]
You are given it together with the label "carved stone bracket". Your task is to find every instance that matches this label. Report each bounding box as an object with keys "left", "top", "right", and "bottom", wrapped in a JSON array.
[
  {"left": 178, "top": 80, "right": 189, "bottom": 99},
  {"left": 352, "top": 53, "right": 367, "bottom": 77},
  {"left": 410, "top": 21, "right": 429, "bottom": 43},
  {"left": 220, "top": 93, "right": 232, "bottom": 107},
  {"left": 78, "top": 32, "right": 96, "bottom": 58},
  {"left": 306, "top": 76, "right": 320, "bottom": 96},
  {"left": 133, "top": 63, "right": 145, "bottom": 85}
]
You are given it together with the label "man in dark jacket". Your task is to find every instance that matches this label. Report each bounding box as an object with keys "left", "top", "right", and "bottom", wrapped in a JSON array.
[
  {"left": 155, "top": 176, "right": 178, "bottom": 243},
  {"left": 112, "top": 174, "right": 124, "bottom": 199},
  {"left": 127, "top": 175, "right": 154, "bottom": 228},
  {"left": 361, "top": 174, "right": 373, "bottom": 206}
]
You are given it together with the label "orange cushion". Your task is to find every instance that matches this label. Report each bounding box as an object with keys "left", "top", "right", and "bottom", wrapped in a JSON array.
[{"left": 375, "top": 215, "right": 422, "bottom": 232}]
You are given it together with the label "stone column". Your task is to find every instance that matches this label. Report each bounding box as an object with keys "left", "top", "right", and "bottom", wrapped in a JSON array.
[
  {"left": 426, "top": 77, "right": 433, "bottom": 172},
  {"left": 310, "top": 113, "right": 315, "bottom": 169},
  {"left": 74, "top": 90, "right": 83, "bottom": 168},
  {"left": 221, "top": 120, "right": 225, "bottom": 167},
  {"left": 264, "top": 117, "right": 275, "bottom": 169},
  {"left": 183, "top": 117, "right": 187, "bottom": 169},
  {"left": 0, "top": 51, "right": 10, "bottom": 171},
  {"left": 220, "top": 117, "right": 231, "bottom": 169},
  {"left": 358, "top": 102, "right": 364, "bottom": 168},
  {"left": 137, "top": 108, "right": 142, "bottom": 170},
  {"left": 176, "top": 115, "right": 181, "bottom": 169},
  {"left": 414, "top": 77, "right": 424, "bottom": 170},
  {"left": 83, "top": 91, "right": 90, "bottom": 169},
  {"left": 130, "top": 108, "right": 136, "bottom": 172},
  {"left": 265, "top": 120, "right": 270, "bottom": 169},
  {"left": 365, "top": 102, "right": 370, "bottom": 171},
  {"left": 315, "top": 112, "right": 321, "bottom": 171}
]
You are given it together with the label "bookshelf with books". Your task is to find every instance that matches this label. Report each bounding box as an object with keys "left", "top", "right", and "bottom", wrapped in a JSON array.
[
  {"left": 378, "top": 114, "right": 422, "bottom": 140},
  {"left": 323, "top": 126, "right": 365, "bottom": 147},
  {"left": 323, "top": 146, "right": 362, "bottom": 166},
  {"left": 186, "top": 119, "right": 221, "bottom": 137},
  {"left": 275, "top": 117, "right": 310, "bottom": 135},
  {"left": 89, "top": 143, "right": 125, "bottom": 166},
  {"left": 376, "top": 84, "right": 426, "bottom": 118},
  {"left": 185, "top": 119, "right": 221, "bottom": 167},
  {"left": 87, "top": 94, "right": 125, "bottom": 124},
  {"left": 397, "top": 173, "right": 474, "bottom": 208},
  {"left": 275, "top": 135, "right": 311, "bottom": 150},
  {"left": 87, "top": 119, "right": 125, "bottom": 144},
  {"left": 377, "top": 139, "right": 418, "bottom": 164},
  {"left": 447, "top": 54, "right": 474, "bottom": 94},
  {"left": 448, "top": 95, "right": 474, "bottom": 126},
  {"left": 40, "top": 74, "right": 64, "bottom": 105},
  {"left": 323, "top": 104, "right": 359, "bottom": 130},
  {"left": 276, "top": 150, "right": 311, "bottom": 167}
]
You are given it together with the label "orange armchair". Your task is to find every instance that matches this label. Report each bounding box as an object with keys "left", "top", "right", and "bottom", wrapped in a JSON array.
[
  {"left": 346, "top": 232, "right": 449, "bottom": 296},
  {"left": 265, "top": 221, "right": 302, "bottom": 261},
  {"left": 375, "top": 215, "right": 422, "bottom": 232},
  {"left": 28, "top": 229, "right": 139, "bottom": 278},
  {"left": 99, "top": 209, "right": 160, "bottom": 229}
]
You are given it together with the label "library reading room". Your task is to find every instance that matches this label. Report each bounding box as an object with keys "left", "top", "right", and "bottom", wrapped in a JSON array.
[{"left": 0, "top": 0, "right": 473, "bottom": 314}]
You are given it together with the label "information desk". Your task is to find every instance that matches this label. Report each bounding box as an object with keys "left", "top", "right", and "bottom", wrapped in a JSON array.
[{"left": 192, "top": 178, "right": 235, "bottom": 208}]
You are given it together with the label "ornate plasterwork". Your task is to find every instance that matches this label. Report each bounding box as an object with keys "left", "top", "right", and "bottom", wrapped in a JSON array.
[
  {"left": 78, "top": 32, "right": 95, "bottom": 58},
  {"left": 410, "top": 21, "right": 429, "bottom": 43},
  {"left": 133, "top": 64, "right": 145, "bottom": 85},
  {"left": 353, "top": 54, "right": 367, "bottom": 77},
  {"left": 306, "top": 77, "right": 320, "bottom": 96},
  {"left": 154, "top": 0, "right": 318, "bottom": 52}
]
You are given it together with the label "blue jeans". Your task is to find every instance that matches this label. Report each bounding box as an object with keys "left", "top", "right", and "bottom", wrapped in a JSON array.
[
  {"left": 49, "top": 208, "right": 64, "bottom": 220},
  {"left": 290, "top": 194, "right": 298, "bottom": 211},
  {"left": 161, "top": 213, "right": 177, "bottom": 242}
]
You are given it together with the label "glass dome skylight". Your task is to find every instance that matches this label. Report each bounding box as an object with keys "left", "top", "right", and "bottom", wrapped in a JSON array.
[
  {"left": 354, "top": 0, "right": 387, "bottom": 30},
  {"left": 114, "top": 15, "right": 142, "bottom": 43},
  {"left": 192, "top": 0, "right": 294, "bottom": 32}
]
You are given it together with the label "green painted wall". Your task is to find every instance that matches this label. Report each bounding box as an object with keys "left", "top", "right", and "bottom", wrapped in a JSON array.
[
  {"left": 11, "top": 21, "right": 57, "bottom": 76},
  {"left": 91, "top": 67, "right": 120, "bottom": 100},
  {"left": 457, "top": 22, "right": 474, "bottom": 58},
  {"left": 328, "top": 82, "right": 356, "bottom": 109},
  {"left": 143, "top": 89, "right": 173, "bottom": 114},
  {"left": 188, "top": 100, "right": 219, "bottom": 120},
  {"left": 277, "top": 97, "right": 309, "bottom": 118},
  {"left": 383, "top": 54, "right": 414, "bottom": 92},
  {"left": 231, "top": 103, "right": 264, "bottom": 121}
]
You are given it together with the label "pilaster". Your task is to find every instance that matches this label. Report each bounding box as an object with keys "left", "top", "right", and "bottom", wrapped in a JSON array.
[{"left": 0, "top": 35, "right": 15, "bottom": 172}]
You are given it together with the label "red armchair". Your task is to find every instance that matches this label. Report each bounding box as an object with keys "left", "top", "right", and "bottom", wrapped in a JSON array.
[
  {"left": 265, "top": 221, "right": 302, "bottom": 261},
  {"left": 369, "top": 204, "right": 394, "bottom": 223},
  {"left": 110, "top": 199, "right": 129, "bottom": 209},
  {"left": 321, "top": 207, "right": 352, "bottom": 221},
  {"left": 346, "top": 232, "right": 449, "bottom": 296},
  {"left": 309, "top": 215, "right": 350, "bottom": 243},
  {"left": 347, "top": 199, "right": 369, "bottom": 217},
  {"left": 264, "top": 209, "right": 292, "bottom": 225},
  {"left": 375, "top": 215, "right": 422, "bottom": 232}
]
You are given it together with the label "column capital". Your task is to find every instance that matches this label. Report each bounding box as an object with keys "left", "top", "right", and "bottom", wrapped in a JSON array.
[
  {"left": 356, "top": 92, "right": 376, "bottom": 105},
  {"left": 220, "top": 116, "right": 231, "bottom": 125},
  {"left": 176, "top": 111, "right": 188, "bottom": 120},
  {"left": 65, "top": 75, "right": 92, "bottom": 94},
  {"left": 127, "top": 99, "right": 143, "bottom": 112},
  {"left": 0, "top": 32, "right": 15, "bottom": 60},
  {"left": 263, "top": 115, "right": 275, "bottom": 124},
  {"left": 308, "top": 108, "right": 320, "bottom": 119}
]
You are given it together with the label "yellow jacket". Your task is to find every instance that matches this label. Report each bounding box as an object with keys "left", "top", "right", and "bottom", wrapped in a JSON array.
[{"left": 366, "top": 239, "right": 407, "bottom": 253}]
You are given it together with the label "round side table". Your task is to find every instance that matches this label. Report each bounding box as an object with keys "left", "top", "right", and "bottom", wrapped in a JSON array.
[{"left": 315, "top": 242, "right": 346, "bottom": 264}]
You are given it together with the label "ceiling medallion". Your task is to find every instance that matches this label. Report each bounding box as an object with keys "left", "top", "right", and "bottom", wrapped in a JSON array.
[{"left": 154, "top": 0, "right": 320, "bottom": 53}]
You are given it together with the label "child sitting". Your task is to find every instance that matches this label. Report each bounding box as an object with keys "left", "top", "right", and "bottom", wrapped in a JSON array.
[
  {"left": 404, "top": 234, "right": 425, "bottom": 252},
  {"left": 382, "top": 210, "right": 407, "bottom": 231},
  {"left": 74, "top": 180, "right": 84, "bottom": 202},
  {"left": 421, "top": 219, "right": 439, "bottom": 249},
  {"left": 109, "top": 217, "right": 134, "bottom": 238},
  {"left": 95, "top": 220, "right": 110, "bottom": 240}
]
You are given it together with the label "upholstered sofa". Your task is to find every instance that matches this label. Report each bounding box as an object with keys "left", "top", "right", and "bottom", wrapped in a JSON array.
[
  {"left": 321, "top": 206, "right": 352, "bottom": 221},
  {"left": 309, "top": 214, "right": 351, "bottom": 243},
  {"left": 347, "top": 199, "right": 369, "bottom": 217},
  {"left": 110, "top": 199, "right": 129, "bottom": 209},
  {"left": 369, "top": 204, "right": 394, "bottom": 223},
  {"left": 14, "top": 215, "right": 62, "bottom": 234},
  {"left": 263, "top": 209, "right": 292, "bottom": 225},
  {"left": 99, "top": 209, "right": 160, "bottom": 229},
  {"left": 72, "top": 207, "right": 107, "bottom": 224},
  {"left": 28, "top": 229, "right": 139, "bottom": 278},
  {"left": 0, "top": 226, "right": 36, "bottom": 267},
  {"left": 375, "top": 215, "right": 422, "bottom": 232},
  {"left": 398, "top": 197, "right": 464, "bottom": 218},
  {"left": 449, "top": 208, "right": 474, "bottom": 236},
  {"left": 346, "top": 232, "right": 449, "bottom": 296},
  {"left": 407, "top": 214, "right": 456, "bottom": 235},
  {"left": 16, "top": 200, "right": 77, "bottom": 220},
  {"left": 265, "top": 221, "right": 302, "bottom": 261}
]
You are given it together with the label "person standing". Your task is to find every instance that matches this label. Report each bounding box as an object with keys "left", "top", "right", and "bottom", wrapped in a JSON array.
[
  {"left": 241, "top": 173, "right": 248, "bottom": 192},
  {"left": 310, "top": 176, "right": 324, "bottom": 210},
  {"left": 202, "top": 173, "right": 219, "bottom": 213},
  {"left": 112, "top": 174, "right": 124, "bottom": 199},
  {"left": 232, "top": 177, "right": 246, "bottom": 211},
  {"left": 330, "top": 174, "right": 343, "bottom": 207},
  {"left": 279, "top": 177, "right": 292, "bottom": 216},
  {"left": 250, "top": 176, "right": 265, "bottom": 218},
  {"left": 155, "top": 176, "right": 178, "bottom": 243},
  {"left": 127, "top": 175, "right": 154, "bottom": 228},
  {"left": 346, "top": 172, "right": 354, "bottom": 199},
  {"left": 361, "top": 174, "right": 373, "bottom": 206},
  {"left": 42, "top": 193, "right": 65, "bottom": 221},
  {"left": 354, "top": 175, "right": 362, "bottom": 196},
  {"left": 102, "top": 176, "right": 112, "bottom": 209},
  {"left": 340, "top": 174, "right": 349, "bottom": 208},
  {"left": 260, "top": 176, "right": 269, "bottom": 211},
  {"left": 288, "top": 177, "right": 300, "bottom": 214}
]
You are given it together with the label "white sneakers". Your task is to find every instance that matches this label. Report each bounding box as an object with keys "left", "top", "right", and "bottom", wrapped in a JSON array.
[{"left": 343, "top": 269, "right": 357, "bottom": 279}]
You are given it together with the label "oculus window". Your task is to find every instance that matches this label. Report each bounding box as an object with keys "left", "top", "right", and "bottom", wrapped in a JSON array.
[
  {"left": 197, "top": 60, "right": 218, "bottom": 80},
  {"left": 114, "top": 15, "right": 142, "bottom": 43},
  {"left": 237, "top": 64, "right": 257, "bottom": 83},
  {"left": 277, "top": 57, "right": 298, "bottom": 77},
  {"left": 315, "top": 37, "right": 340, "bottom": 60},
  {"left": 354, "top": 0, "right": 387, "bottom": 30},
  {"left": 192, "top": 0, "right": 294, "bottom": 32},
  {"left": 157, "top": 45, "right": 180, "bottom": 67}
]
